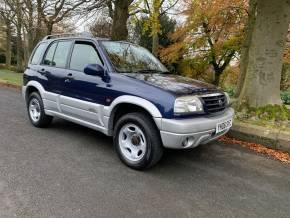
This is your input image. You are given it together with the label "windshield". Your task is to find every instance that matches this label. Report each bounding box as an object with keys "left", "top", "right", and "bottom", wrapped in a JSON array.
[{"left": 100, "top": 41, "right": 168, "bottom": 73}]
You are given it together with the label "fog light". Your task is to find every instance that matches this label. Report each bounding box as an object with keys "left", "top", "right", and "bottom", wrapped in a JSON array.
[{"left": 182, "top": 137, "right": 195, "bottom": 147}]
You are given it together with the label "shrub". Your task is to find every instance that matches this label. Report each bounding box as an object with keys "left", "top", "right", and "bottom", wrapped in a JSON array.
[
  {"left": 281, "top": 91, "right": 290, "bottom": 105},
  {"left": 224, "top": 86, "right": 236, "bottom": 97},
  {"left": 219, "top": 66, "right": 239, "bottom": 89},
  {"left": 176, "top": 59, "right": 213, "bottom": 83}
]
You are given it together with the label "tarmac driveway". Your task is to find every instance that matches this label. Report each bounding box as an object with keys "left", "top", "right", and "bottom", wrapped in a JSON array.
[{"left": 0, "top": 87, "right": 289, "bottom": 217}]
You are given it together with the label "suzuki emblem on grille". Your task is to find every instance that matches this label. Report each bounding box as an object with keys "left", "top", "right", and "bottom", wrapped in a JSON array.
[{"left": 218, "top": 99, "right": 223, "bottom": 106}]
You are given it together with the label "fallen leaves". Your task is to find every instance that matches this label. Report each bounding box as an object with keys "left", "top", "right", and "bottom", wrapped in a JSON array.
[{"left": 218, "top": 136, "right": 290, "bottom": 164}]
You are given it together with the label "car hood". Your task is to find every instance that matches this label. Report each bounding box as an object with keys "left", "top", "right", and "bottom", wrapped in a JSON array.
[{"left": 122, "top": 73, "right": 217, "bottom": 95}]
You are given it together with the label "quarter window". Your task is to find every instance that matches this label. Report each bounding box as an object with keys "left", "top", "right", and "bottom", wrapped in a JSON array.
[
  {"left": 69, "top": 42, "right": 102, "bottom": 72},
  {"left": 43, "top": 42, "right": 57, "bottom": 66},
  {"left": 30, "top": 43, "right": 47, "bottom": 65},
  {"left": 53, "top": 41, "right": 72, "bottom": 68}
]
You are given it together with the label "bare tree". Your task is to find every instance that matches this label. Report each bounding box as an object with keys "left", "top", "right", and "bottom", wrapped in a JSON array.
[
  {"left": 110, "top": 0, "right": 134, "bottom": 40},
  {"left": 0, "top": 0, "right": 15, "bottom": 66},
  {"left": 88, "top": 0, "right": 141, "bottom": 40},
  {"left": 37, "top": 0, "right": 91, "bottom": 35},
  {"left": 90, "top": 15, "right": 112, "bottom": 38},
  {"left": 3, "top": 0, "right": 25, "bottom": 72}
]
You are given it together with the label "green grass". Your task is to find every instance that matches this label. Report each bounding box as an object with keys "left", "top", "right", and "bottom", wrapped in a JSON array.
[{"left": 0, "top": 69, "right": 22, "bottom": 86}]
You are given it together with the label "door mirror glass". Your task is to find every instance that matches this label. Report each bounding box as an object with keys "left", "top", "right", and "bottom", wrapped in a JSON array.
[{"left": 84, "top": 64, "right": 105, "bottom": 77}]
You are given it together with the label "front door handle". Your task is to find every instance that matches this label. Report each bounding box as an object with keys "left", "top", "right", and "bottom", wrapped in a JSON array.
[{"left": 38, "top": 68, "right": 46, "bottom": 75}]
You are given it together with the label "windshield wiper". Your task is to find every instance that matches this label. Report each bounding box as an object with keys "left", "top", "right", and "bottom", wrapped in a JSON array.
[{"left": 132, "top": 69, "right": 169, "bottom": 74}]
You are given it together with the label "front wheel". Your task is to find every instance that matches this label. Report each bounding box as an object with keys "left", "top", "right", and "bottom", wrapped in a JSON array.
[
  {"left": 113, "top": 112, "right": 163, "bottom": 170},
  {"left": 27, "top": 92, "right": 53, "bottom": 128}
]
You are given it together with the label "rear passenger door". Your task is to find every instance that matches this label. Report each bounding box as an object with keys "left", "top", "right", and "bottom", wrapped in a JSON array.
[
  {"left": 59, "top": 40, "right": 106, "bottom": 125},
  {"left": 41, "top": 40, "right": 72, "bottom": 95}
]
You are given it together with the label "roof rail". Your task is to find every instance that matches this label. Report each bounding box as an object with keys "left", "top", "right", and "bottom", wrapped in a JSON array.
[{"left": 42, "top": 32, "right": 93, "bottom": 40}]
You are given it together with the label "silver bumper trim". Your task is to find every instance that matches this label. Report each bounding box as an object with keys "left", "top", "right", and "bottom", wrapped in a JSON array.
[{"left": 160, "top": 108, "right": 234, "bottom": 149}]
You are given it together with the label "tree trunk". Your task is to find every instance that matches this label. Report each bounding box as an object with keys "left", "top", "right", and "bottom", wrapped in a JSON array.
[
  {"left": 151, "top": 0, "right": 161, "bottom": 56},
  {"left": 27, "top": 30, "right": 34, "bottom": 57},
  {"left": 35, "top": 1, "right": 45, "bottom": 44},
  {"left": 46, "top": 22, "right": 53, "bottom": 35},
  {"left": 238, "top": 0, "right": 290, "bottom": 107},
  {"left": 213, "top": 70, "right": 222, "bottom": 86},
  {"left": 23, "top": 28, "right": 29, "bottom": 67},
  {"left": 152, "top": 34, "right": 159, "bottom": 56},
  {"left": 27, "top": 5, "right": 34, "bottom": 56},
  {"left": 111, "top": 0, "right": 131, "bottom": 40},
  {"left": 5, "top": 20, "right": 12, "bottom": 67},
  {"left": 235, "top": 0, "right": 257, "bottom": 98},
  {"left": 16, "top": 1, "right": 23, "bottom": 72},
  {"left": 16, "top": 25, "right": 23, "bottom": 72}
]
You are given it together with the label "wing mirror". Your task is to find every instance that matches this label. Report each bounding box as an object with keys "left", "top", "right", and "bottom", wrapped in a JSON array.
[{"left": 84, "top": 64, "right": 105, "bottom": 78}]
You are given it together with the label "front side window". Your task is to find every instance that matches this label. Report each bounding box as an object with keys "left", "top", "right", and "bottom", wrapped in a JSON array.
[
  {"left": 100, "top": 41, "right": 168, "bottom": 73},
  {"left": 30, "top": 43, "right": 47, "bottom": 65},
  {"left": 69, "top": 42, "right": 103, "bottom": 72},
  {"left": 53, "top": 41, "right": 72, "bottom": 68}
]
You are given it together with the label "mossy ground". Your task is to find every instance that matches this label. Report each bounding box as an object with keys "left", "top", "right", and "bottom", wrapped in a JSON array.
[{"left": 235, "top": 104, "right": 290, "bottom": 132}]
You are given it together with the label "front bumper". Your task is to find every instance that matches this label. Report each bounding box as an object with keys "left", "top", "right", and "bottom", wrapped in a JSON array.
[{"left": 159, "top": 108, "right": 234, "bottom": 149}]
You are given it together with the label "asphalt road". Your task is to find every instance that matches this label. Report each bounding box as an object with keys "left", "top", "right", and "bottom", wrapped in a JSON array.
[{"left": 0, "top": 86, "right": 290, "bottom": 218}]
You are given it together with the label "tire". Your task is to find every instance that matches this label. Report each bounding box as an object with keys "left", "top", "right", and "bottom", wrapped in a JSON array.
[
  {"left": 27, "top": 92, "right": 53, "bottom": 128},
  {"left": 113, "top": 112, "right": 163, "bottom": 170}
]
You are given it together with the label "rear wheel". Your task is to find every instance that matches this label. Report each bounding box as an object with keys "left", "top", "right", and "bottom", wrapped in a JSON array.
[
  {"left": 114, "top": 112, "right": 163, "bottom": 170},
  {"left": 27, "top": 92, "right": 53, "bottom": 128}
]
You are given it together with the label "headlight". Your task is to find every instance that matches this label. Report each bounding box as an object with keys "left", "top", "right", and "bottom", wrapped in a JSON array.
[
  {"left": 174, "top": 96, "right": 203, "bottom": 114},
  {"left": 224, "top": 92, "right": 231, "bottom": 105}
]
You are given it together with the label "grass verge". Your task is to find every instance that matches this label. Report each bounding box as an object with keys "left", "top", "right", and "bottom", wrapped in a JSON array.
[{"left": 0, "top": 69, "right": 22, "bottom": 86}]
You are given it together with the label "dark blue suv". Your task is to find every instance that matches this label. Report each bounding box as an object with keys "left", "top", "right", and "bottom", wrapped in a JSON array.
[{"left": 23, "top": 33, "right": 234, "bottom": 170}]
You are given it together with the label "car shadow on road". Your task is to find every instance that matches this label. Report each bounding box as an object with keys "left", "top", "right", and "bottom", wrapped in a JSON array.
[
  {"left": 48, "top": 117, "right": 219, "bottom": 171},
  {"left": 49, "top": 118, "right": 114, "bottom": 149}
]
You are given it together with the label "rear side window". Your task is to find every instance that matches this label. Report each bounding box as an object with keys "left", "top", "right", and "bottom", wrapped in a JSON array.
[
  {"left": 53, "top": 41, "right": 72, "bottom": 68},
  {"left": 69, "top": 42, "right": 103, "bottom": 72},
  {"left": 43, "top": 42, "right": 57, "bottom": 66},
  {"left": 30, "top": 43, "right": 47, "bottom": 65}
]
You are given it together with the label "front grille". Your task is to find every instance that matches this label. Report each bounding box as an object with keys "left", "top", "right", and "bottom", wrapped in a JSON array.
[{"left": 201, "top": 93, "right": 227, "bottom": 114}]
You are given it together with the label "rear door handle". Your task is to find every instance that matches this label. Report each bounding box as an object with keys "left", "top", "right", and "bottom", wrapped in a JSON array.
[{"left": 64, "top": 73, "right": 74, "bottom": 83}]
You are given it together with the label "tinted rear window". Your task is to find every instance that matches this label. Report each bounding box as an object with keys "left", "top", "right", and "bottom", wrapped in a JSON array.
[{"left": 30, "top": 43, "right": 47, "bottom": 65}]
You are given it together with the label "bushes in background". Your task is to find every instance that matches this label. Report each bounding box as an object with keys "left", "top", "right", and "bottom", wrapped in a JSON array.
[{"left": 281, "top": 91, "right": 290, "bottom": 105}]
